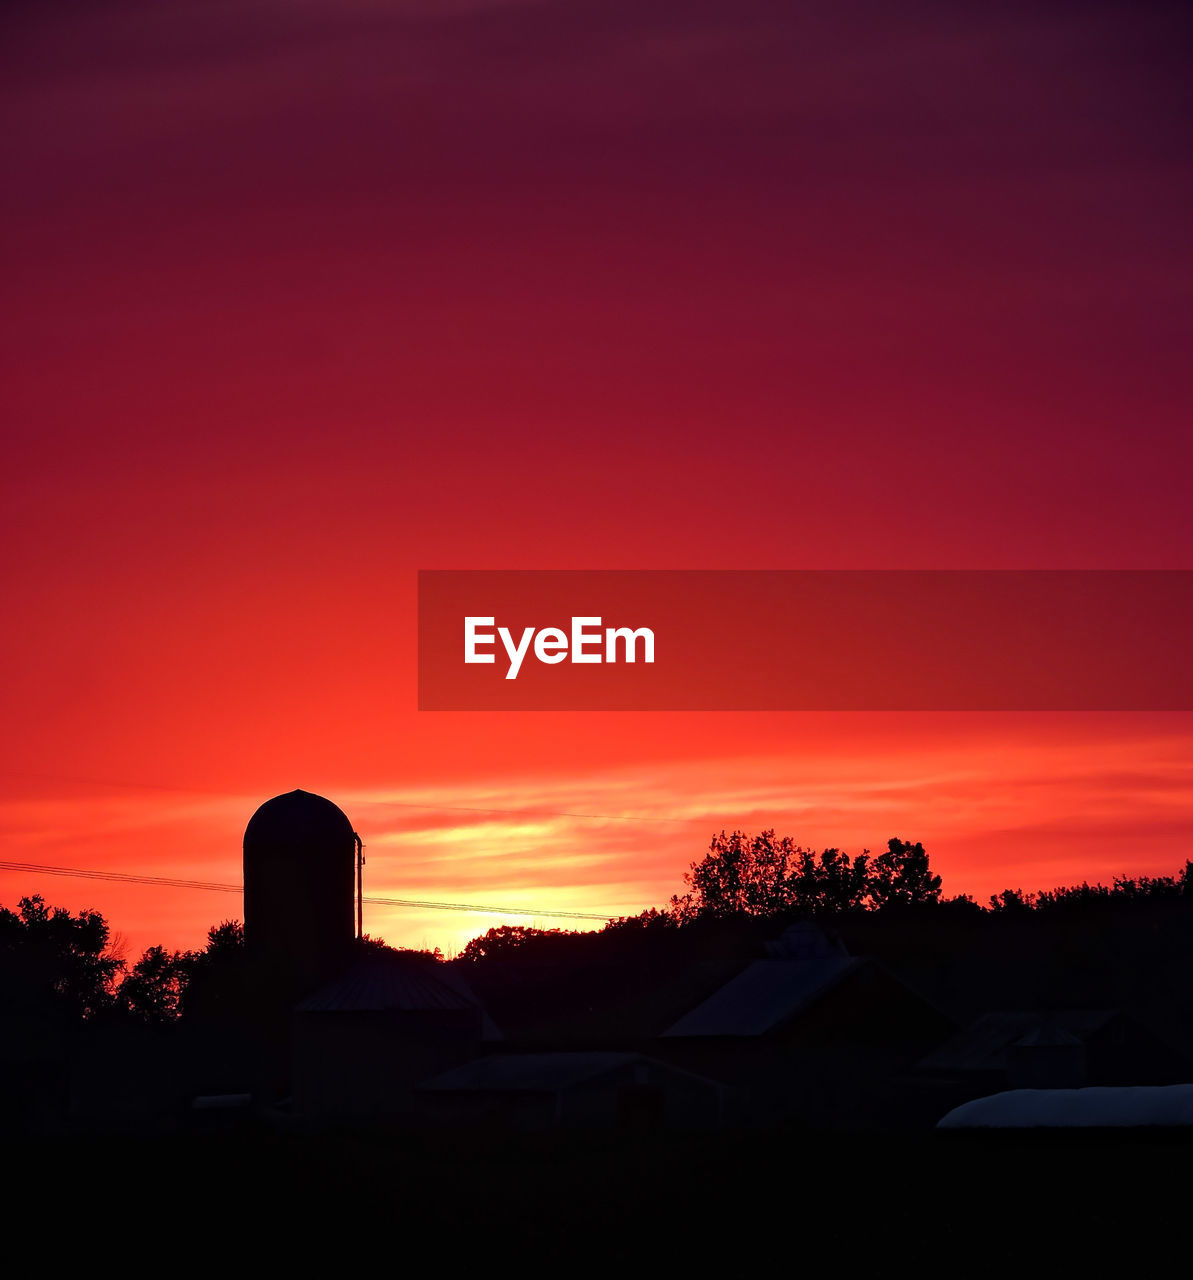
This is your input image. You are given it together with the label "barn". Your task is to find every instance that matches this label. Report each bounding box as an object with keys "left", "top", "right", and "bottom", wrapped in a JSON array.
[{"left": 657, "top": 921, "right": 954, "bottom": 1128}]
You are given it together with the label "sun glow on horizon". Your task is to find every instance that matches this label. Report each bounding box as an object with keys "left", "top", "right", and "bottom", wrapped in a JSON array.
[{"left": 3, "top": 717, "right": 1193, "bottom": 959}]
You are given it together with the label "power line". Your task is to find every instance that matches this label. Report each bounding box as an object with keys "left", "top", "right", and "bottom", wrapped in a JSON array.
[
  {"left": 0, "top": 860, "right": 614, "bottom": 922},
  {"left": 0, "top": 862, "right": 236, "bottom": 893},
  {"left": 362, "top": 893, "right": 609, "bottom": 921}
]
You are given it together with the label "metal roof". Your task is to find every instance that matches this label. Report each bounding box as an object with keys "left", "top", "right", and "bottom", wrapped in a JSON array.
[
  {"left": 938, "top": 1084, "right": 1193, "bottom": 1129},
  {"left": 917, "top": 1010, "right": 1118, "bottom": 1073},
  {"left": 296, "top": 952, "right": 499, "bottom": 1040},
  {"left": 662, "top": 954, "right": 863, "bottom": 1038}
]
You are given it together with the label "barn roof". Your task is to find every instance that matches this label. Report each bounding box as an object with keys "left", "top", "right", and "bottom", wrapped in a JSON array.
[
  {"left": 662, "top": 953, "right": 864, "bottom": 1037},
  {"left": 917, "top": 1010, "right": 1118, "bottom": 1073},
  {"left": 296, "top": 952, "right": 502, "bottom": 1037}
]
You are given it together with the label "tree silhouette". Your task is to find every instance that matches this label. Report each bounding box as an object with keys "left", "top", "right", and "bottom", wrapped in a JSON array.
[
  {"left": 670, "top": 830, "right": 878, "bottom": 921},
  {"left": 176, "top": 919, "right": 247, "bottom": 1021},
  {"left": 667, "top": 831, "right": 944, "bottom": 921},
  {"left": 604, "top": 908, "right": 677, "bottom": 932},
  {"left": 458, "top": 924, "right": 566, "bottom": 963},
  {"left": 0, "top": 895, "right": 123, "bottom": 1019},
  {"left": 671, "top": 829, "right": 773, "bottom": 919},
  {"left": 203, "top": 920, "right": 245, "bottom": 954},
  {"left": 988, "top": 887, "right": 1037, "bottom": 913},
  {"left": 868, "top": 838, "right": 943, "bottom": 909},
  {"left": 114, "top": 944, "right": 193, "bottom": 1023},
  {"left": 989, "top": 861, "right": 1193, "bottom": 913},
  {"left": 356, "top": 932, "right": 444, "bottom": 961}
]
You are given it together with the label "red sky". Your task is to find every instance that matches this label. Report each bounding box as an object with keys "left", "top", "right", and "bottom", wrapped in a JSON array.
[{"left": 2, "top": 1, "right": 1192, "bottom": 959}]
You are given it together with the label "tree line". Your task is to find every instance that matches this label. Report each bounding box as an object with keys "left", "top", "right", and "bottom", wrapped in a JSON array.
[
  {"left": 0, "top": 895, "right": 245, "bottom": 1024},
  {"left": 457, "top": 832, "right": 1193, "bottom": 960},
  {"left": 5, "top": 829, "right": 1193, "bottom": 1016},
  {"left": 663, "top": 829, "right": 1193, "bottom": 921}
]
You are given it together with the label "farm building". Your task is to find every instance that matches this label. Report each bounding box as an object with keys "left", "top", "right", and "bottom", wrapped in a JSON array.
[{"left": 657, "top": 921, "right": 953, "bottom": 1128}]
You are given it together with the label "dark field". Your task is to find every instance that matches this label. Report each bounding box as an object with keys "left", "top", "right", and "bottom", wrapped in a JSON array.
[{"left": 8, "top": 1126, "right": 1188, "bottom": 1270}]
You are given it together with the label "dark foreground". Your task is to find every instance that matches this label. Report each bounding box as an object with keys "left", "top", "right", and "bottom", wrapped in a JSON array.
[{"left": 5, "top": 1125, "right": 1188, "bottom": 1270}]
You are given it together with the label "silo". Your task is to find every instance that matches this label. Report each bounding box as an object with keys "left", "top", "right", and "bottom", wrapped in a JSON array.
[{"left": 243, "top": 789, "right": 358, "bottom": 994}]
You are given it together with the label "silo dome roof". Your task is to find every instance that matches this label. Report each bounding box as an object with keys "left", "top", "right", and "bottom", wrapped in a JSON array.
[{"left": 244, "top": 789, "right": 355, "bottom": 850}]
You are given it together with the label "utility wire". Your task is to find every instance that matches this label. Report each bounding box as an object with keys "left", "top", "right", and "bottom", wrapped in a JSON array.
[
  {"left": 0, "top": 860, "right": 615, "bottom": 922},
  {"left": 362, "top": 892, "right": 610, "bottom": 921}
]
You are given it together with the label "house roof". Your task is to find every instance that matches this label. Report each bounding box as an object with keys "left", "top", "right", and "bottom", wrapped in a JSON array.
[
  {"left": 917, "top": 1010, "right": 1118, "bottom": 1073},
  {"left": 296, "top": 953, "right": 502, "bottom": 1038},
  {"left": 662, "top": 954, "right": 864, "bottom": 1038}
]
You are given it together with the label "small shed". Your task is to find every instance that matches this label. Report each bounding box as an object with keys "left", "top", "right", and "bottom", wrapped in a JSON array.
[{"left": 417, "top": 1051, "right": 727, "bottom": 1132}]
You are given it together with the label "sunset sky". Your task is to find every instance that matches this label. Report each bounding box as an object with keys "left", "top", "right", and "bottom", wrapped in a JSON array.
[{"left": 2, "top": 1, "right": 1192, "bottom": 960}]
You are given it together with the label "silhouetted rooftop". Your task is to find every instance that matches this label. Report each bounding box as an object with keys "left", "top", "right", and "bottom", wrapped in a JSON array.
[
  {"left": 296, "top": 952, "right": 501, "bottom": 1038},
  {"left": 917, "top": 1010, "right": 1118, "bottom": 1073},
  {"left": 663, "top": 953, "right": 863, "bottom": 1037},
  {"left": 244, "top": 788, "right": 355, "bottom": 851}
]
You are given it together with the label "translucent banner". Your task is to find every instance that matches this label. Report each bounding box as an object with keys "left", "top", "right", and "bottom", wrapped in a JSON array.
[{"left": 417, "top": 570, "right": 1193, "bottom": 711}]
